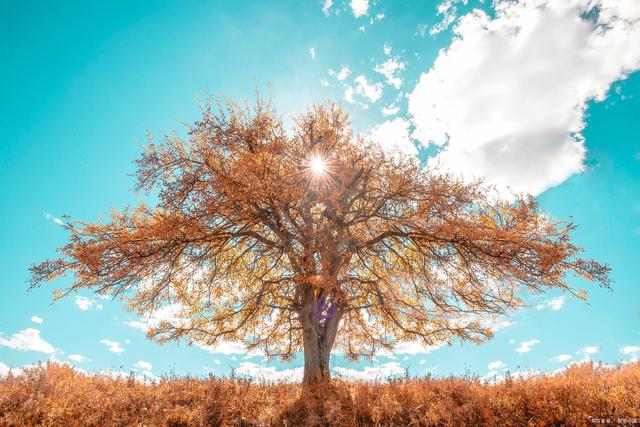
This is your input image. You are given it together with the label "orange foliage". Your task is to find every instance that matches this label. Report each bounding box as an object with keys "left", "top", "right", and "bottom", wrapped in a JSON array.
[
  {"left": 1, "top": 361, "right": 639, "bottom": 426},
  {"left": 30, "top": 96, "right": 610, "bottom": 382}
]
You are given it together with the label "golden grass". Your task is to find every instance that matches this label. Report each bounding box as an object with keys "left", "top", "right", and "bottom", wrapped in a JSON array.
[{"left": 1, "top": 361, "right": 639, "bottom": 426}]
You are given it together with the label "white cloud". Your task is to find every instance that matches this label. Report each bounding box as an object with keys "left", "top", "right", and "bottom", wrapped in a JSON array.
[
  {"left": 383, "top": 43, "right": 392, "bottom": 55},
  {"left": 430, "top": 0, "right": 467, "bottom": 36},
  {"left": 320, "top": 78, "right": 330, "bottom": 87},
  {"left": 516, "top": 339, "right": 540, "bottom": 354},
  {"left": 381, "top": 105, "right": 399, "bottom": 116},
  {"left": 236, "top": 362, "right": 303, "bottom": 382},
  {"left": 195, "top": 340, "right": 262, "bottom": 356},
  {"left": 546, "top": 296, "right": 566, "bottom": 311},
  {"left": 337, "top": 66, "right": 351, "bottom": 81},
  {"left": 44, "top": 212, "right": 64, "bottom": 226},
  {"left": 100, "top": 339, "right": 124, "bottom": 354},
  {"left": 309, "top": 47, "right": 316, "bottom": 60},
  {"left": 481, "top": 370, "right": 503, "bottom": 382},
  {"left": 510, "top": 368, "right": 543, "bottom": 381},
  {"left": 0, "top": 362, "right": 9, "bottom": 377},
  {"left": 620, "top": 346, "right": 640, "bottom": 355},
  {"left": 31, "top": 316, "right": 43, "bottom": 324},
  {"left": 577, "top": 346, "right": 599, "bottom": 358},
  {"left": 368, "top": 118, "right": 417, "bottom": 158},
  {"left": 0, "top": 328, "right": 55, "bottom": 354},
  {"left": 491, "top": 319, "right": 512, "bottom": 332},
  {"left": 134, "top": 360, "right": 152, "bottom": 371},
  {"left": 549, "top": 354, "right": 572, "bottom": 363},
  {"left": 333, "top": 362, "right": 405, "bottom": 381},
  {"left": 68, "top": 354, "right": 91, "bottom": 363},
  {"left": 409, "top": 0, "right": 640, "bottom": 197},
  {"left": 350, "top": 0, "right": 369, "bottom": 18},
  {"left": 125, "top": 303, "right": 186, "bottom": 333},
  {"left": 392, "top": 341, "right": 445, "bottom": 355},
  {"left": 74, "top": 296, "right": 94, "bottom": 311},
  {"left": 344, "top": 86, "right": 355, "bottom": 103},
  {"left": 322, "top": 0, "right": 333, "bottom": 16},
  {"left": 374, "top": 58, "right": 406, "bottom": 89},
  {"left": 538, "top": 296, "right": 567, "bottom": 311},
  {"left": 353, "top": 75, "right": 383, "bottom": 103},
  {"left": 488, "top": 360, "right": 506, "bottom": 370}
]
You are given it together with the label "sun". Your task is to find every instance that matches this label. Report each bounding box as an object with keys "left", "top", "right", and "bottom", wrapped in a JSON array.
[{"left": 309, "top": 156, "right": 326, "bottom": 175}]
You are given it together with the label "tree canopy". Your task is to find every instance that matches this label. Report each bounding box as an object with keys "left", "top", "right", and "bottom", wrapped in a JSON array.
[{"left": 31, "top": 96, "right": 610, "bottom": 382}]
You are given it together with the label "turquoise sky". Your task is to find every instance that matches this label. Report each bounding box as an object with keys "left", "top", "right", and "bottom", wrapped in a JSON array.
[{"left": 1, "top": 0, "right": 639, "bottom": 382}]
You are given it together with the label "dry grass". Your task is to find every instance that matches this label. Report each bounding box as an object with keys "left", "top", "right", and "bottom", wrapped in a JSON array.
[{"left": 1, "top": 361, "right": 639, "bottom": 426}]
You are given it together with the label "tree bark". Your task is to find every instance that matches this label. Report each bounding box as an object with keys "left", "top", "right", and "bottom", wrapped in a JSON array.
[{"left": 300, "top": 296, "right": 342, "bottom": 384}]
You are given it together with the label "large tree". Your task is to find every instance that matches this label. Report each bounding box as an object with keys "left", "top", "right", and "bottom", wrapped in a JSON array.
[{"left": 31, "top": 97, "right": 610, "bottom": 383}]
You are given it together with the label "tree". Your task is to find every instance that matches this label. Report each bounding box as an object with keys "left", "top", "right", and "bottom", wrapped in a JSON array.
[{"left": 30, "top": 96, "right": 610, "bottom": 384}]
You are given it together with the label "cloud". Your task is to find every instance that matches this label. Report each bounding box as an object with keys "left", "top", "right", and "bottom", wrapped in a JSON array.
[
  {"left": 74, "top": 296, "right": 94, "bottom": 311},
  {"left": 100, "top": 339, "right": 124, "bottom": 354},
  {"left": 195, "top": 340, "right": 262, "bottom": 356},
  {"left": 44, "top": 213, "right": 64, "bottom": 226},
  {"left": 0, "top": 362, "right": 9, "bottom": 377},
  {"left": 381, "top": 105, "right": 399, "bottom": 116},
  {"left": 352, "top": 75, "right": 383, "bottom": 103},
  {"left": 510, "top": 368, "right": 543, "bottom": 381},
  {"left": 134, "top": 360, "right": 152, "bottom": 371},
  {"left": 0, "top": 328, "right": 55, "bottom": 354},
  {"left": 392, "top": 341, "right": 445, "bottom": 355},
  {"left": 322, "top": 0, "right": 333, "bottom": 16},
  {"left": 350, "top": 0, "right": 369, "bottom": 18},
  {"left": 430, "top": 0, "right": 466, "bottom": 36},
  {"left": 333, "top": 362, "right": 405, "bottom": 381},
  {"left": 620, "top": 346, "right": 639, "bottom": 363},
  {"left": 368, "top": 118, "right": 417, "bottom": 158},
  {"left": 309, "top": 47, "right": 316, "bottom": 60},
  {"left": 125, "top": 303, "right": 186, "bottom": 333},
  {"left": 68, "top": 354, "right": 91, "bottom": 363},
  {"left": 546, "top": 296, "right": 566, "bottom": 311},
  {"left": 344, "top": 86, "right": 355, "bottom": 103},
  {"left": 30, "top": 316, "right": 43, "bottom": 324},
  {"left": 620, "top": 346, "right": 640, "bottom": 355},
  {"left": 337, "top": 66, "right": 351, "bottom": 81},
  {"left": 236, "top": 362, "right": 303, "bottom": 382},
  {"left": 374, "top": 58, "right": 406, "bottom": 89},
  {"left": 408, "top": 0, "right": 640, "bottom": 197},
  {"left": 490, "top": 319, "right": 513, "bottom": 332},
  {"left": 577, "top": 346, "right": 599, "bottom": 358},
  {"left": 488, "top": 360, "right": 506, "bottom": 370},
  {"left": 537, "top": 296, "right": 567, "bottom": 311},
  {"left": 516, "top": 339, "right": 540, "bottom": 354},
  {"left": 549, "top": 354, "right": 572, "bottom": 363}
]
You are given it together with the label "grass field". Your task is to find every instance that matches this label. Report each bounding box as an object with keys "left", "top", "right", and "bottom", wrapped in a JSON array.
[{"left": 1, "top": 361, "right": 638, "bottom": 426}]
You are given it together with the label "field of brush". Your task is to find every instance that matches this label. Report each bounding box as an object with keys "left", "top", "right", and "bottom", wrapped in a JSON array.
[{"left": 1, "top": 361, "right": 639, "bottom": 426}]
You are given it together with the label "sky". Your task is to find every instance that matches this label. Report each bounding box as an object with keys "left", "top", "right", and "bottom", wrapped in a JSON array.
[{"left": 1, "top": 0, "right": 640, "bottom": 383}]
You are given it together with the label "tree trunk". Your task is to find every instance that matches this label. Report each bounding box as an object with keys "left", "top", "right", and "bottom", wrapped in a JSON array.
[{"left": 301, "top": 295, "right": 342, "bottom": 384}]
